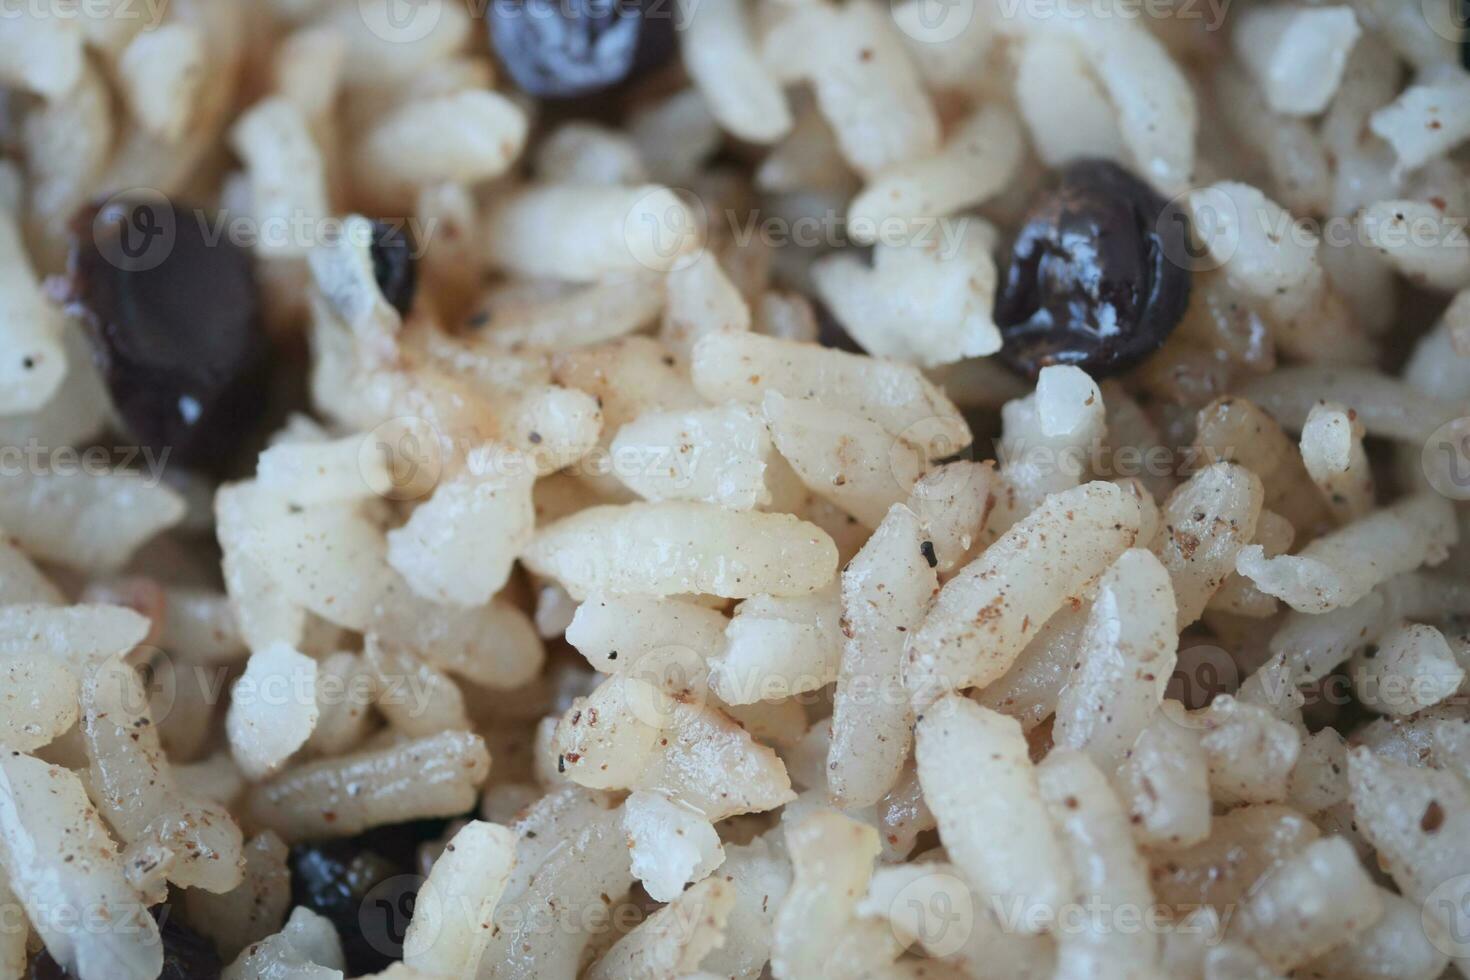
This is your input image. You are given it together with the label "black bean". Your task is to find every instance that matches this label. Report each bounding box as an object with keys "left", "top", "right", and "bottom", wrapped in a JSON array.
[
  {"left": 156, "top": 912, "right": 223, "bottom": 980},
  {"left": 993, "top": 159, "right": 1192, "bottom": 379},
  {"left": 1462, "top": 1, "right": 1470, "bottom": 73},
  {"left": 290, "top": 829, "right": 447, "bottom": 975},
  {"left": 369, "top": 220, "right": 418, "bottom": 317},
  {"left": 488, "top": 0, "right": 677, "bottom": 101},
  {"left": 812, "top": 298, "right": 864, "bottom": 354},
  {"left": 65, "top": 197, "right": 267, "bottom": 470},
  {"left": 27, "top": 907, "right": 222, "bottom": 979}
]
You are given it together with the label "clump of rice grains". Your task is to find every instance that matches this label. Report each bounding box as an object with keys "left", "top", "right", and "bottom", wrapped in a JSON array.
[{"left": 7, "top": 2, "right": 1470, "bottom": 978}]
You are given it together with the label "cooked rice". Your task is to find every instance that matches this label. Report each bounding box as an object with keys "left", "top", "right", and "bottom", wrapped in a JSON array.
[{"left": 6, "top": 2, "right": 1470, "bottom": 978}]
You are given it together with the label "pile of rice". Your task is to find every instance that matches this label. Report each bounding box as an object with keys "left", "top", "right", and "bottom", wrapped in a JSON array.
[{"left": 3, "top": 0, "right": 1470, "bottom": 978}]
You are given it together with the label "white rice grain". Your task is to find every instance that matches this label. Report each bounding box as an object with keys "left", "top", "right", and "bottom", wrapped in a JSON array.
[
  {"left": 678, "top": 0, "right": 791, "bottom": 144},
  {"left": 0, "top": 655, "right": 76, "bottom": 752},
  {"left": 246, "top": 731, "right": 490, "bottom": 841},
  {"left": 386, "top": 445, "right": 535, "bottom": 607},
  {"left": 0, "top": 202, "right": 66, "bottom": 414},
  {"left": 226, "top": 642, "right": 320, "bottom": 780},
  {"left": 905, "top": 481, "right": 1140, "bottom": 708},
  {"left": 1015, "top": 34, "right": 1126, "bottom": 168},
  {"left": 690, "top": 331, "right": 970, "bottom": 455},
  {"left": 0, "top": 468, "right": 185, "bottom": 572},
  {"left": 403, "top": 821, "right": 516, "bottom": 978},
  {"left": 0, "top": 752, "right": 163, "bottom": 980},
  {"left": 610, "top": 403, "right": 771, "bottom": 510},
  {"left": 915, "top": 696, "right": 1073, "bottom": 929},
  {"left": 1350, "top": 622, "right": 1464, "bottom": 717},
  {"left": 566, "top": 593, "right": 728, "bottom": 675},
  {"left": 828, "top": 504, "right": 936, "bottom": 809},
  {"left": 184, "top": 832, "right": 292, "bottom": 961},
  {"left": 1358, "top": 199, "right": 1470, "bottom": 292},
  {"left": 484, "top": 184, "right": 702, "bottom": 282},
  {"left": 622, "top": 791, "right": 725, "bottom": 902},
  {"left": 846, "top": 107, "right": 1022, "bottom": 243},
  {"left": 812, "top": 218, "right": 1002, "bottom": 369},
  {"left": 1114, "top": 708, "right": 1212, "bottom": 849},
  {"left": 1300, "top": 401, "right": 1375, "bottom": 523},
  {"left": 1233, "top": 5, "right": 1361, "bottom": 117},
  {"left": 709, "top": 585, "right": 844, "bottom": 704},
  {"left": 763, "top": 391, "right": 922, "bottom": 529},
  {"left": 774, "top": 1, "right": 939, "bottom": 178},
  {"left": 1235, "top": 492, "right": 1456, "bottom": 613},
  {"left": 523, "top": 502, "right": 838, "bottom": 599},
  {"left": 1234, "top": 836, "right": 1382, "bottom": 972},
  {"left": 221, "top": 906, "right": 344, "bottom": 980},
  {"left": 1037, "top": 749, "right": 1161, "bottom": 976},
  {"left": 1370, "top": 74, "right": 1470, "bottom": 174},
  {"left": 1053, "top": 549, "right": 1178, "bottom": 774},
  {"left": 1151, "top": 462, "right": 1264, "bottom": 628}
]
